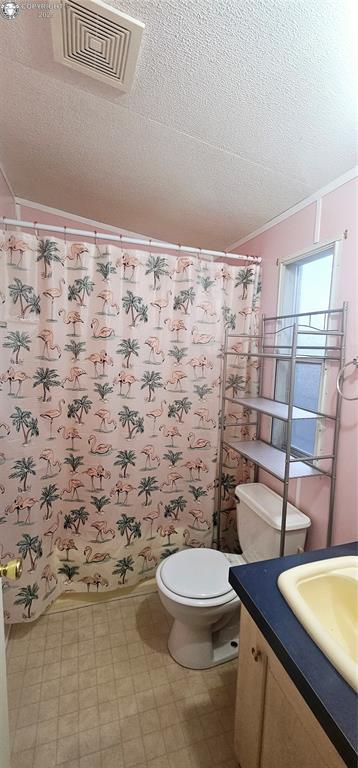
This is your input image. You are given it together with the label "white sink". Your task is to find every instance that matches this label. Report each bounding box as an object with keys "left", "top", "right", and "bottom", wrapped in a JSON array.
[{"left": 278, "top": 555, "right": 358, "bottom": 691}]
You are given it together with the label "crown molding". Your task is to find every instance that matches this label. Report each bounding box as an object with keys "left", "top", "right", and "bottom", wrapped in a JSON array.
[{"left": 227, "top": 166, "right": 358, "bottom": 251}]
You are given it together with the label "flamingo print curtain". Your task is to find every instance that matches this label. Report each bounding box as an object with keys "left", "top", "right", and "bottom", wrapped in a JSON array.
[{"left": 0, "top": 231, "right": 261, "bottom": 622}]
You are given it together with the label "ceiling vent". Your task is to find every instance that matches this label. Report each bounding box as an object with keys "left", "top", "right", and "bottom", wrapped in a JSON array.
[{"left": 52, "top": 0, "right": 144, "bottom": 92}]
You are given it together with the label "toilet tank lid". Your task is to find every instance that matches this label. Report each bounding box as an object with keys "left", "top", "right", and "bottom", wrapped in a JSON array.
[{"left": 235, "top": 483, "right": 311, "bottom": 532}]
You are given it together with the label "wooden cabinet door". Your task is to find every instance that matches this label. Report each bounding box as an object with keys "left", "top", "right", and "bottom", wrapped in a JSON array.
[
  {"left": 235, "top": 607, "right": 268, "bottom": 768},
  {"left": 235, "top": 608, "right": 345, "bottom": 768},
  {"left": 260, "top": 668, "right": 331, "bottom": 768},
  {"left": 260, "top": 646, "right": 346, "bottom": 768}
]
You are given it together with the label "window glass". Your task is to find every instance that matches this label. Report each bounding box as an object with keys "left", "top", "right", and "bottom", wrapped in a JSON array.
[
  {"left": 272, "top": 248, "right": 334, "bottom": 455},
  {"left": 272, "top": 361, "right": 322, "bottom": 453}
]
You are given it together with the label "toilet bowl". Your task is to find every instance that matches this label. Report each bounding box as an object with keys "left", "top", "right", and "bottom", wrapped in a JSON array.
[
  {"left": 156, "top": 483, "right": 311, "bottom": 670},
  {"left": 156, "top": 548, "right": 242, "bottom": 669}
]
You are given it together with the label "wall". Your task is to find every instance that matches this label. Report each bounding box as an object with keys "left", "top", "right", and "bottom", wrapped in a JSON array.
[
  {"left": 13, "top": 202, "right": 188, "bottom": 262},
  {"left": 0, "top": 166, "right": 16, "bottom": 219},
  {"left": 16, "top": 201, "right": 140, "bottom": 244},
  {"left": 15, "top": 200, "right": 245, "bottom": 263},
  {"left": 233, "top": 176, "right": 358, "bottom": 549}
]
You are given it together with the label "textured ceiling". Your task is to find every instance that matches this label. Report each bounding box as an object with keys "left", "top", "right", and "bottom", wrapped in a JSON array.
[{"left": 0, "top": 0, "right": 357, "bottom": 248}]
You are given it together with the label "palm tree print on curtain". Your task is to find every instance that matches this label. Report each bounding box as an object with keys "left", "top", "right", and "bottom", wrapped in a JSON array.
[{"left": 0, "top": 233, "right": 261, "bottom": 622}]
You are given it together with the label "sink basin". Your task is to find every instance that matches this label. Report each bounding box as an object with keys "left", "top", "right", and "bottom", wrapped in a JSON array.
[{"left": 278, "top": 555, "right": 358, "bottom": 691}]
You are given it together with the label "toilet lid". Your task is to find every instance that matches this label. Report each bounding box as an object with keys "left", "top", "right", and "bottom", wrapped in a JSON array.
[{"left": 160, "top": 548, "right": 233, "bottom": 599}]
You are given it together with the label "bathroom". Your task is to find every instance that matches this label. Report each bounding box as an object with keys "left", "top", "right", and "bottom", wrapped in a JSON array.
[{"left": 0, "top": 1, "right": 357, "bottom": 767}]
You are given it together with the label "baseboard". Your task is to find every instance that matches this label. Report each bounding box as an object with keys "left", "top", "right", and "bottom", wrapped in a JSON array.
[{"left": 46, "top": 577, "right": 157, "bottom": 614}]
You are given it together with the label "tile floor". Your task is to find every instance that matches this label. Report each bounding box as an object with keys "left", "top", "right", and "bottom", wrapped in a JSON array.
[{"left": 7, "top": 592, "right": 238, "bottom": 768}]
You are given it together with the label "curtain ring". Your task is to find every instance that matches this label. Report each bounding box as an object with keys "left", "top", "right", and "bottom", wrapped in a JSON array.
[
  {"left": 149, "top": 238, "right": 152, "bottom": 256},
  {"left": 34, "top": 221, "right": 39, "bottom": 239},
  {"left": 94, "top": 230, "right": 97, "bottom": 247},
  {"left": 2, "top": 216, "right": 7, "bottom": 234},
  {"left": 63, "top": 225, "right": 67, "bottom": 245}
]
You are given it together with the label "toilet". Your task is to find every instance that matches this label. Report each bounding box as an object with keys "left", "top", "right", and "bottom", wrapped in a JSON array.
[{"left": 156, "top": 483, "right": 311, "bottom": 669}]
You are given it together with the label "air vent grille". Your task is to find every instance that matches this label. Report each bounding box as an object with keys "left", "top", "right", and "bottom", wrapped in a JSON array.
[{"left": 52, "top": 0, "right": 144, "bottom": 92}]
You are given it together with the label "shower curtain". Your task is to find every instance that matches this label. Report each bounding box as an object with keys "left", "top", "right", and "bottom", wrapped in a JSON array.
[{"left": 0, "top": 232, "right": 261, "bottom": 622}]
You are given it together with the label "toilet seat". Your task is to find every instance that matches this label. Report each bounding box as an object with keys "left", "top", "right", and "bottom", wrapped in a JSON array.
[
  {"left": 161, "top": 548, "right": 233, "bottom": 599},
  {"left": 156, "top": 548, "right": 240, "bottom": 608}
]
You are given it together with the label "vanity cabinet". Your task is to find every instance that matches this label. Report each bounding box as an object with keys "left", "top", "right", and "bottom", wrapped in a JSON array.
[{"left": 235, "top": 607, "right": 346, "bottom": 768}]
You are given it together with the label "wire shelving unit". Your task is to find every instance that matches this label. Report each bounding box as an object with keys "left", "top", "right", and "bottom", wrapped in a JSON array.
[{"left": 217, "top": 303, "right": 348, "bottom": 556}]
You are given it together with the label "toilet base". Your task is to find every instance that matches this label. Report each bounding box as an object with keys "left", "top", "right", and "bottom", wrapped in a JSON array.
[{"left": 167, "top": 613, "right": 239, "bottom": 670}]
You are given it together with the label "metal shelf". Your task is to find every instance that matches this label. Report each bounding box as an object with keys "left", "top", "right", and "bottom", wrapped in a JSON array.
[
  {"left": 217, "top": 304, "right": 347, "bottom": 556},
  {"left": 263, "top": 307, "right": 345, "bottom": 322},
  {"left": 223, "top": 439, "right": 323, "bottom": 481},
  {"left": 224, "top": 396, "right": 318, "bottom": 421},
  {"left": 226, "top": 351, "right": 341, "bottom": 362}
]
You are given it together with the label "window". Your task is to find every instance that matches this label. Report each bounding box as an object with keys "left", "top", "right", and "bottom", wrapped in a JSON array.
[{"left": 271, "top": 246, "right": 335, "bottom": 456}]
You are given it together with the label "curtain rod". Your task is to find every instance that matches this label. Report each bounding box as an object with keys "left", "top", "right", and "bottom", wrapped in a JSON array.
[{"left": 2, "top": 217, "right": 261, "bottom": 264}]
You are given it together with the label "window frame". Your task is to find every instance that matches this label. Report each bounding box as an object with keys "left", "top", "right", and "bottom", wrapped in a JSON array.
[{"left": 271, "top": 238, "right": 341, "bottom": 457}]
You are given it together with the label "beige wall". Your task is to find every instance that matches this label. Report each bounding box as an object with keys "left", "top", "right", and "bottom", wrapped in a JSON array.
[{"left": 0, "top": 166, "right": 16, "bottom": 218}]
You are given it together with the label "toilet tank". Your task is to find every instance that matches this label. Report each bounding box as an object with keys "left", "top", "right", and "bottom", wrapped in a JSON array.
[{"left": 235, "top": 483, "right": 311, "bottom": 562}]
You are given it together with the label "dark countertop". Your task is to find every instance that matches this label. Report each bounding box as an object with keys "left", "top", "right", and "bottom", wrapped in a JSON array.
[{"left": 229, "top": 541, "right": 358, "bottom": 768}]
